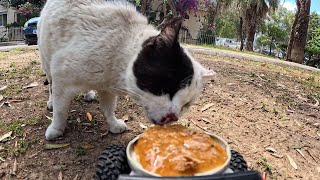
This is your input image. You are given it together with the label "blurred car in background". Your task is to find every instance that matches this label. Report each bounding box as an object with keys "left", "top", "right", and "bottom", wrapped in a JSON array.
[{"left": 22, "top": 17, "right": 39, "bottom": 45}]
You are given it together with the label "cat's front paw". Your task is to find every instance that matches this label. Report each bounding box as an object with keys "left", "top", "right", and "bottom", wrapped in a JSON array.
[
  {"left": 45, "top": 124, "right": 64, "bottom": 140},
  {"left": 84, "top": 90, "right": 96, "bottom": 101},
  {"left": 109, "top": 120, "right": 128, "bottom": 134}
]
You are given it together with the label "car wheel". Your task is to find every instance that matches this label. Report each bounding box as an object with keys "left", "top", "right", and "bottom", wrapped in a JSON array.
[{"left": 95, "top": 145, "right": 131, "bottom": 180}]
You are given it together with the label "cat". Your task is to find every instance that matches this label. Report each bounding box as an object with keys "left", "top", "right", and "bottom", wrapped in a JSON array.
[{"left": 38, "top": 0, "right": 216, "bottom": 140}]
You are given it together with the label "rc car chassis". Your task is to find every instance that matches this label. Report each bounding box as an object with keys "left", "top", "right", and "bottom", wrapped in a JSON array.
[{"left": 95, "top": 145, "right": 262, "bottom": 180}]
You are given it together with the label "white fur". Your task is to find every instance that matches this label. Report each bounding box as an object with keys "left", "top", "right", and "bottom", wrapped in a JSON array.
[{"left": 38, "top": 0, "right": 214, "bottom": 140}]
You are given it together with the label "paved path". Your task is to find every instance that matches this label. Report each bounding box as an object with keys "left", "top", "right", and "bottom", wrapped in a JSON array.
[
  {"left": 1, "top": 44, "right": 319, "bottom": 72},
  {"left": 183, "top": 45, "right": 320, "bottom": 72}
]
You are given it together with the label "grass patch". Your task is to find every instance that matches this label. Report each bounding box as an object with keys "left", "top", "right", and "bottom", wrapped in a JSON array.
[
  {"left": 184, "top": 43, "right": 274, "bottom": 59},
  {"left": 13, "top": 139, "right": 38, "bottom": 157},
  {"left": 257, "top": 158, "right": 275, "bottom": 179},
  {"left": 1, "top": 84, "right": 22, "bottom": 96},
  {"left": 0, "top": 117, "right": 41, "bottom": 137},
  {"left": 0, "top": 48, "right": 24, "bottom": 57}
]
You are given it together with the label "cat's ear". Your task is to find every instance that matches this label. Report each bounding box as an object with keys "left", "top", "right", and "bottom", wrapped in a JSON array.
[
  {"left": 157, "top": 16, "right": 184, "bottom": 45},
  {"left": 201, "top": 67, "right": 217, "bottom": 80}
]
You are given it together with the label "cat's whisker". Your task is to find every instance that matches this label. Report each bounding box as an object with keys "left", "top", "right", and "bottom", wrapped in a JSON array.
[{"left": 110, "top": 86, "right": 147, "bottom": 102}]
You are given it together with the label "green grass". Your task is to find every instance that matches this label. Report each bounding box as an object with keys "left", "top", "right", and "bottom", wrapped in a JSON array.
[
  {"left": 0, "top": 48, "right": 23, "bottom": 57},
  {"left": 0, "top": 117, "right": 41, "bottom": 137},
  {"left": 183, "top": 43, "right": 275, "bottom": 59},
  {"left": 13, "top": 139, "right": 38, "bottom": 157}
]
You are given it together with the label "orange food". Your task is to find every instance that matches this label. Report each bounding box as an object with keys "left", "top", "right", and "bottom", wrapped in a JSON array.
[{"left": 134, "top": 124, "right": 227, "bottom": 176}]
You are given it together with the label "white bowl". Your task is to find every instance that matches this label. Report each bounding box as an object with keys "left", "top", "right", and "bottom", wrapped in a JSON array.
[{"left": 126, "top": 131, "right": 231, "bottom": 177}]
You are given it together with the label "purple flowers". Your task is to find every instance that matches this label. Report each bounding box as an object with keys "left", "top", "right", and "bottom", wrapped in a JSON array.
[
  {"left": 175, "top": 0, "right": 199, "bottom": 16},
  {"left": 17, "top": 2, "right": 40, "bottom": 18}
]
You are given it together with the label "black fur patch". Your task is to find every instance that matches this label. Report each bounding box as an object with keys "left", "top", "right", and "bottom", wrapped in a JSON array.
[{"left": 133, "top": 37, "right": 194, "bottom": 99}]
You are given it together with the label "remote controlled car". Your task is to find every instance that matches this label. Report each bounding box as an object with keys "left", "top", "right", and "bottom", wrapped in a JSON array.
[{"left": 95, "top": 125, "right": 262, "bottom": 180}]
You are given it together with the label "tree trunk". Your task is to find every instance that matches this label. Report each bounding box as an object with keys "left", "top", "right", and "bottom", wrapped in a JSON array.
[
  {"left": 239, "top": 17, "right": 244, "bottom": 51},
  {"left": 286, "top": 0, "right": 311, "bottom": 63},
  {"left": 245, "top": 21, "right": 256, "bottom": 51},
  {"left": 269, "top": 38, "right": 273, "bottom": 56},
  {"left": 167, "top": 0, "right": 177, "bottom": 17},
  {"left": 245, "top": 5, "right": 257, "bottom": 51}
]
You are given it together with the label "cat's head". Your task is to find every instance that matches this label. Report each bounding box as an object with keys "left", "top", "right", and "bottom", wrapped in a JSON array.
[{"left": 126, "top": 17, "right": 216, "bottom": 125}]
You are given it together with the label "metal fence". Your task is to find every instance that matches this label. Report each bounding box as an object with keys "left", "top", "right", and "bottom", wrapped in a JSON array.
[
  {"left": 7, "top": 27, "right": 24, "bottom": 41},
  {"left": 179, "top": 29, "right": 216, "bottom": 46}
]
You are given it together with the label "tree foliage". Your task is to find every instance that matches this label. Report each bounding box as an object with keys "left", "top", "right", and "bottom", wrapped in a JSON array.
[
  {"left": 256, "top": 7, "right": 294, "bottom": 55},
  {"left": 305, "top": 12, "right": 320, "bottom": 67},
  {"left": 9, "top": 0, "right": 46, "bottom": 8}
]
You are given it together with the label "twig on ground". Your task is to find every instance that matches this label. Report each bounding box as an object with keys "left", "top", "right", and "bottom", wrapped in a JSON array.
[
  {"left": 190, "top": 119, "right": 208, "bottom": 131},
  {"left": 28, "top": 150, "right": 42, "bottom": 159}
]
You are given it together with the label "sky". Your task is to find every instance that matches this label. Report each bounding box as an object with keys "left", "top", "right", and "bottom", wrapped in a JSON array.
[{"left": 281, "top": 0, "right": 320, "bottom": 14}]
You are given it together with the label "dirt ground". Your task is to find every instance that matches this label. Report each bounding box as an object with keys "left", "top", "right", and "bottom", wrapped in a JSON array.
[{"left": 0, "top": 48, "right": 319, "bottom": 180}]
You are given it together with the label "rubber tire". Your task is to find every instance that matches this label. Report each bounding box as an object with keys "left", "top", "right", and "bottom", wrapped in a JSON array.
[
  {"left": 95, "top": 146, "right": 248, "bottom": 179},
  {"left": 95, "top": 145, "right": 131, "bottom": 180},
  {"left": 229, "top": 150, "right": 248, "bottom": 172}
]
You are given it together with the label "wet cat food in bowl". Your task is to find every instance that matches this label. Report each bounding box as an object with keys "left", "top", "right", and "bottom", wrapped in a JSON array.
[{"left": 126, "top": 124, "right": 231, "bottom": 177}]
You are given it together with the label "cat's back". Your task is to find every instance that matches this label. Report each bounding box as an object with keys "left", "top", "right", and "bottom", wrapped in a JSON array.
[{"left": 39, "top": 0, "right": 147, "bottom": 57}]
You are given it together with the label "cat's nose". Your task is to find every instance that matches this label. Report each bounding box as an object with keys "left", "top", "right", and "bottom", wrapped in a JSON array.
[{"left": 160, "top": 113, "right": 178, "bottom": 124}]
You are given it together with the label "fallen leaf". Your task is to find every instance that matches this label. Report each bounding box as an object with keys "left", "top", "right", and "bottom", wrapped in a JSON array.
[
  {"left": 73, "top": 174, "right": 79, "bottom": 180},
  {"left": 23, "top": 82, "right": 39, "bottom": 89},
  {"left": 82, "top": 123, "right": 92, "bottom": 127},
  {"left": 296, "top": 149, "right": 306, "bottom": 160},
  {"left": 190, "top": 119, "right": 209, "bottom": 132},
  {"left": 226, "top": 83, "right": 237, "bottom": 86},
  {"left": 122, "top": 115, "right": 129, "bottom": 122},
  {"left": 306, "top": 149, "right": 317, "bottom": 162},
  {"left": 86, "top": 112, "right": 92, "bottom": 121},
  {"left": 58, "top": 171, "right": 63, "bottom": 180},
  {"left": 100, "top": 131, "right": 109, "bottom": 137},
  {"left": 70, "top": 110, "right": 76, "bottom": 113},
  {"left": 294, "top": 120, "right": 302, "bottom": 127},
  {"left": 262, "top": 172, "right": 267, "bottom": 180},
  {"left": 0, "top": 95, "right": 3, "bottom": 102},
  {"left": 201, "top": 118, "right": 214, "bottom": 125},
  {"left": 76, "top": 117, "right": 81, "bottom": 123},
  {"left": 317, "top": 131, "right": 320, "bottom": 138},
  {"left": 312, "top": 96, "right": 319, "bottom": 107},
  {"left": 201, "top": 103, "right": 214, "bottom": 112},
  {"left": 3, "top": 102, "right": 12, "bottom": 107},
  {"left": 0, "top": 157, "right": 5, "bottom": 162},
  {"left": 0, "top": 86, "right": 8, "bottom": 91},
  {"left": 261, "top": 63, "right": 267, "bottom": 67},
  {"left": 80, "top": 143, "right": 95, "bottom": 149},
  {"left": 271, "top": 153, "right": 283, "bottom": 158},
  {"left": 0, "top": 131, "right": 13, "bottom": 142},
  {"left": 45, "top": 115, "right": 53, "bottom": 121},
  {"left": 12, "top": 158, "right": 17, "bottom": 175},
  {"left": 139, "top": 122, "right": 148, "bottom": 129},
  {"left": 296, "top": 94, "right": 308, "bottom": 102},
  {"left": 28, "top": 150, "right": 42, "bottom": 159},
  {"left": 286, "top": 154, "right": 298, "bottom": 170},
  {"left": 44, "top": 143, "right": 70, "bottom": 150},
  {"left": 266, "top": 147, "right": 277, "bottom": 153}
]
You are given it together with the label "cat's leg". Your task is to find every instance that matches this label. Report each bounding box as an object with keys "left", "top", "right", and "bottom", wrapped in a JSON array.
[
  {"left": 45, "top": 82, "right": 76, "bottom": 140},
  {"left": 98, "top": 91, "right": 128, "bottom": 133},
  {"left": 46, "top": 76, "right": 53, "bottom": 110},
  {"left": 84, "top": 90, "right": 96, "bottom": 101}
]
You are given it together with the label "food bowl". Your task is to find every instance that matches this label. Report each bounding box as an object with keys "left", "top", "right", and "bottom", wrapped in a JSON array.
[{"left": 126, "top": 131, "right": 231, "bottom": 177}]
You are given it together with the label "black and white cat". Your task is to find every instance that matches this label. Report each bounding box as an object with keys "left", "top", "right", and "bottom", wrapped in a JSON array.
[{"left": 38, "top": 0, "right": 216, "bottom": 140}]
